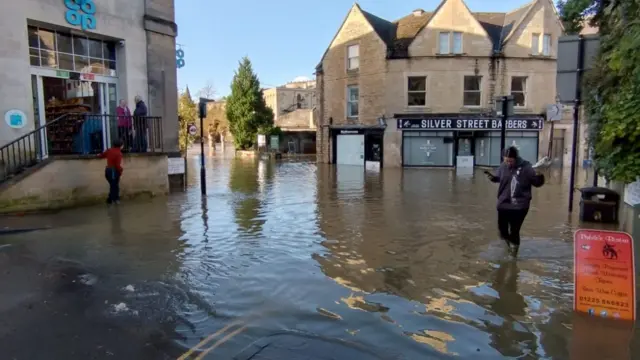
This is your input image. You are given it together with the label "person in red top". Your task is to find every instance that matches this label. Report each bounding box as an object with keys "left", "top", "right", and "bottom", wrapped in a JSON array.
[{"left": 99, "top": 139, "right": 124, "bottom": 204}]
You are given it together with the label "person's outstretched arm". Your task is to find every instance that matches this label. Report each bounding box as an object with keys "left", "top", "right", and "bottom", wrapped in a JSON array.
[
  {"left": 485, "top": 166, "right": 501, "bottom": 183},
  {"left": 526, "top": 166, "right": 545, "bottom": 187}
]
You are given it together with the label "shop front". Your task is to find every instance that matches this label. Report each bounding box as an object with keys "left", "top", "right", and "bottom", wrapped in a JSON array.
[
  {"left": 330, "top": 125, "right": 385, "bottom": 169},
  {"left": 0, "top": 0, "right": 178, "bottom": 153},
  {"left": 396, "top": 115, "right": 544, "bottom": 167}
]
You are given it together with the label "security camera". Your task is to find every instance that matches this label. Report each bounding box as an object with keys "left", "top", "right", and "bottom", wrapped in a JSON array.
[{"left": 118, "top": 40, "right": 125, "bottom": 47}]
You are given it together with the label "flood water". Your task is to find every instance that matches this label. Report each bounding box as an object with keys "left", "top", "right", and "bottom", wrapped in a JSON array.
[{"left": 0, "top": 151, "right": 638, "bottom": 359}]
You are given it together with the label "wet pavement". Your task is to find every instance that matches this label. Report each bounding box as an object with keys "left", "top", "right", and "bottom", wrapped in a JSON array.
[{"left": 0, "top": 150, "right": 638, "bottom": 359}]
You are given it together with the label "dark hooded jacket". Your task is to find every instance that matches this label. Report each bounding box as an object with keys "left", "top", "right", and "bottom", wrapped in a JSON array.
[{"left": 490, "top": 157, "right": 545, "bottom": 210}]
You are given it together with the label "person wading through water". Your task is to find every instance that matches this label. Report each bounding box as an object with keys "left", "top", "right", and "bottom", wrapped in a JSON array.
[{"left": 485, "top": 146, "right": 545, "bottom": 257}]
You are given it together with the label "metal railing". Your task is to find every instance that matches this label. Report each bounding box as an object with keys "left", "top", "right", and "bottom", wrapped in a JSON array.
[{"left": 0, "top": 114, "right": 164, "bottom": 183}]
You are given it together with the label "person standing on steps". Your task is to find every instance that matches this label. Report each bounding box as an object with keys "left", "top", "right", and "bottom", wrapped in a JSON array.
[
  {"left": 116, "top": 99, "right": 133, "bottom": 151},
  {"left": 133, "top": 95, "right": 148, "bottom": 153},
  {"left": 485, "top": 146, "right": 545, "bottom": 257}
]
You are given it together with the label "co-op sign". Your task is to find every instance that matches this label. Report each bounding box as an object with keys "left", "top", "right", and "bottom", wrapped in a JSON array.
[{"left": 397, "top": 117, "right": 544, "bottom": 131}]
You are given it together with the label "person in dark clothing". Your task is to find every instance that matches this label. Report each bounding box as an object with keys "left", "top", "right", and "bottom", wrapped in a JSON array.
[
  {"left": 133, "top": 95, "right": 148, "bottom": 152},
  {"left": 99, "top": 139, "right": 124, "bottom": 204},
  {"left": 485, "top": 146, "right": 545, "bottom": 256}
]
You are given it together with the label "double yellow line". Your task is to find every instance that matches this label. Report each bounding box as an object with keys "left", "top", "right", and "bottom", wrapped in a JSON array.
[{"left": 177, "top": 310, "right": 269, "bottom": 360}]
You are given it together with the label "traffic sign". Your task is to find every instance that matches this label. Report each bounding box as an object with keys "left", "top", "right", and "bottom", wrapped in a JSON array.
[
  {"left": 188, "top": 124, "right": 197, "bottom": 136},
  {"left": 574, "top": 229, "right": 636, "bottom": 321}
]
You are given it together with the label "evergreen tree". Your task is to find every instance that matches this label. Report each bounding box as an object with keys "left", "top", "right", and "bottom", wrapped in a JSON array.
[
  {"left": 225, "top": 57, "right": 275, "bottom": 150},
  {"left": 558, "top": 0, "right": 640, "bottom": 183},
  {"left": 178, "top": 86, "right": 198, "bottom": 152}
]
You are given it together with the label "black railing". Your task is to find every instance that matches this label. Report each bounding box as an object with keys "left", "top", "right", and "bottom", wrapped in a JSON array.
[{"left": 0, "top": 114, "right": 164, "bottom": 183}]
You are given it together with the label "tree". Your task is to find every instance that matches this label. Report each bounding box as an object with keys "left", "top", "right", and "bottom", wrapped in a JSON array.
[
  {"left": 178, "top": 86, "right": 198, "bottom": 152},
  {"left": 559, "top": 0, "right": 640, "bottom": 183},
  {"left": 197, "top": 80, "right": 217, "bottom": 100},
  {"left": 225, "top": 57, "right": 275, "bottom": 150}
]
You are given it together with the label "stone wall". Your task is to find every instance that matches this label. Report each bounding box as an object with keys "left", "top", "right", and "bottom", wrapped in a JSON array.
[
  {"left": 0, "top": 155, "right": 169, "bottom": 213},
  {"left": 144, "top": 0, "right": 179, "bottom": 152}
]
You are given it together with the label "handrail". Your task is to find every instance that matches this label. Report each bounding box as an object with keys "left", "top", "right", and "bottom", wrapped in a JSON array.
[{"left": 0, "top": 113, "right": 68, "bottom": 154}]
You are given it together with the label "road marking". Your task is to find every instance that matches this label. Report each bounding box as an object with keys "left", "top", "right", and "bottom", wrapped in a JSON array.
[{"left": 193, "top": 325, "right": 249, "bottom": 360}]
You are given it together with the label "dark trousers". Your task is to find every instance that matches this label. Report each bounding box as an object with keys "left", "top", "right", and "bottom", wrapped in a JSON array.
[
  {"left": 498, "top": 208, "right": 529, "bottom": 246},
  {"left": 105, "top": 168, "right": 121, "bottom": 204},
  {"left": 118, "top": 126, "right": 133, "bottom": 150},
  {"left": 134, "top": 129, "right": 147, "bottom": 153}
]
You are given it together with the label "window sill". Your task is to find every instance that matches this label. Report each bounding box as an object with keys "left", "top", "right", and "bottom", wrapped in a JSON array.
[
  {"left": 346, "top": 68, "right": 360, "bottom": 74},
  {"left": 460, "top": 106, "right": 482, "bottom": 111},
  {"left": 529, "top": 54, "right": 553, "bottom": 59},
  {"left": 436, "top": 53, "right": 465, "bottom": 57},
  {"left": 405, "top": 106, "right": 431, "bottom": 112}
]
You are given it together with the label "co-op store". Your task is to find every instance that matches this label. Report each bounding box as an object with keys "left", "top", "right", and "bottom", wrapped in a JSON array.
[
  {"left": 331, "top": 114, "right": 544, "bottom": 168},
  {"left": 0, "top": 0, "right": 178, "bottom": 150}
]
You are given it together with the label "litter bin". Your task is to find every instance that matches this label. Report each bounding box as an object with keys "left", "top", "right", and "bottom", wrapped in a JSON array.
[{"left": 579, "top": 187, "right": 620, "bottom": 223}]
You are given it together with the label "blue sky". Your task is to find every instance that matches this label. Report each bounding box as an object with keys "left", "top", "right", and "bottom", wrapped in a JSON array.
[{"left": 176, "top": 0, "right": 535, "bottom": 97}]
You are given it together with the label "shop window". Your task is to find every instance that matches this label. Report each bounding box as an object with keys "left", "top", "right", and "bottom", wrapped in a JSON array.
[
  {"left": 463, "top": 76, "right": 482, "bottom": 107},
  {"left": 59, "top": 53, "right": 74, "bottom": 71},
  {"left": 38, "top": 29, "right": 56, "bottom": 51},
  {"left": 347, "top": 85, "right": 359, "bottom": 118},
  {"left": 407, "top": 76, "right": 427, "bottom": 107},
  {"left": 27, "top": 25, "right": 117, "bottom": 75},
  {"left": 29, "top": 48, "right": 40, "bottom": 66},
  {"left": 403, "top": 133, "right": 454, "bottom": 166},
  {"left": 28, "top": 26, "right": 39, "bottom": 48},
  {"left": 347, "top": 44, "right": 359, "bottom": 71},
  {"left": 511, "top": 77, "right": 527, "bottom": 107},
  {"left": 57, "top": 33, "right": 73, "bottom": 54}
]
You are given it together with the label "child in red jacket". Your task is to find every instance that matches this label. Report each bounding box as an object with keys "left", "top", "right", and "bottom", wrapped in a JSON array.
[{"left": 99, "top": 139, "right": 124, "bottom": 204}]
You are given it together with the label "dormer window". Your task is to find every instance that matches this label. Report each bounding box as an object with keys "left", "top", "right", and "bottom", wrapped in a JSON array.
[
  {"left": 531, "top": 33, "right": 551, "bottom": 56},
  {"left": 438, "top": 32, "right": 463, "bottom": 55}
]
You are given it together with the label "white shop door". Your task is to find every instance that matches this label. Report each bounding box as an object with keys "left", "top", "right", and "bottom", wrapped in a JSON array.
[{"left": 336, "top": 134, "right": 364, "bottom": 166}]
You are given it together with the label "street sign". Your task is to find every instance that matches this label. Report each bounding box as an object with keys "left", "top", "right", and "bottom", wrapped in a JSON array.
[
  {"left": 557, "top": 35, "right": 600, "bottom": 103},
  {"left": 188, "top": 124, "right": 197, "bottom": 136},
  {"left": 494, "top": 96, "right": 514, "bottom": 117},
  {"left": 546, "top": 103, "right": 563, "bottom": 121},
  {"left": 574, "top": 229, "right": 636, "bottom": 321}
]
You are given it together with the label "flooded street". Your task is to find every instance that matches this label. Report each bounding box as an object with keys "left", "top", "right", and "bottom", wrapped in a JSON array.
[{"left": 0, "top": 152, "right": 638, "bottom": 359}]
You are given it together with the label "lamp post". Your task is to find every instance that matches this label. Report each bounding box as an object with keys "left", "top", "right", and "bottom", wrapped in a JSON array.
[{"left": 198, "top": 98, "right": 215, "bottom": 195}]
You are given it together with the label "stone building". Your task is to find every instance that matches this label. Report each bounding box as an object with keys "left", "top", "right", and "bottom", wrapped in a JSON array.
[
  {"left": 316, "top": 0, "right": 563, "bottom": 168},
  {"left": 0, "top": 0, "right": 179, "bottom": 151},
  {"left": 263, "top": 80, "right": 317, "bottom": 153}
]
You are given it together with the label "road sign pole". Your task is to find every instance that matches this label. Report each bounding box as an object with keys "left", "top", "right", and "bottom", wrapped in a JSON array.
[
  {"left": 500, "top": 96, "right": 508, "bottom": 154},
  {"left": 569, "top": 35, "right": 585, "bottom": 213}
]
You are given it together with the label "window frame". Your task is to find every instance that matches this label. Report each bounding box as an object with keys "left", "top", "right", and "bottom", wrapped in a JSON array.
[
  {"left": 462, "top": 75, "right": 483, "bottom": 108},
  {"left": 452, "top": 32, "right": 463, "bottom": 54},
  {"left": 531, "top": 33, "right": 540, "bottom": 55},
  {"left": 438, "top": 32, "right": 450, "bottom": 54},
  {"left": 346, "top": 44, "right": 360, "bottom": 71},
  {"left": 405, "top": 73, "right": 428, "bottom": 108},
  {"left": 346, "top": 85, "right": 359, "bottom": 119},
  {"left": 510, "top": 76, "right": 528, "bottom": 108},
  {"left": 27, "top": 25, "right": 117, "bottom": 76}
]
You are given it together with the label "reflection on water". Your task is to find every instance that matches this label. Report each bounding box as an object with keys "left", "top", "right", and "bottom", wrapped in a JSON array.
[{"left": 0, "top": 153, "right": 637, "bottom": 359}]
